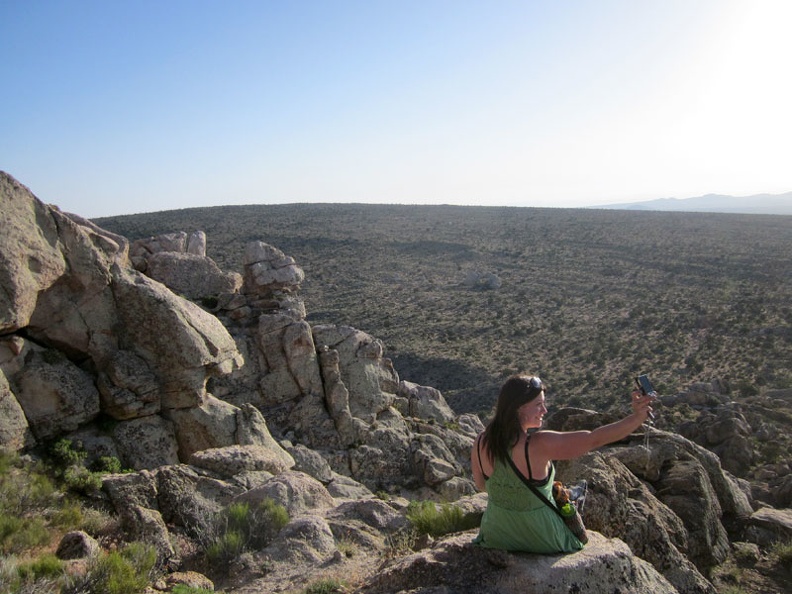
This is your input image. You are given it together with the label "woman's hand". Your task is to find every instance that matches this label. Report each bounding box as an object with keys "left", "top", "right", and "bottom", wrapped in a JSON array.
[{"left": 630, "top": 390, "right": 655, "bottom": 423}]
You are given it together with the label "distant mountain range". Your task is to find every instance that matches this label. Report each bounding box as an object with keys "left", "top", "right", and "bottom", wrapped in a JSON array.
[{"left": 595, "top": 192, "right": 792, "bottom": 216}]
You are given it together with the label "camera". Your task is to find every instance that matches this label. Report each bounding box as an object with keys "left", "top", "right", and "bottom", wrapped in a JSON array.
[
  {"left": 635, "top": 374, "right": 656, "bottom": 396},
  {"left": 635, "top": 374, "right": 656, "bottom": 421}
]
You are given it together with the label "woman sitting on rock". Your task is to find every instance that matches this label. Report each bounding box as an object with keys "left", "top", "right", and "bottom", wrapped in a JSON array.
[{"left": 471, "top": 374, "right": 654, "bottom": 553}]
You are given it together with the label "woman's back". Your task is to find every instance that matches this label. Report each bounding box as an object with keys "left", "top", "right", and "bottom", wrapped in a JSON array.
[{"left": 473, "top": 453, "right": 583, "bottom": 553}]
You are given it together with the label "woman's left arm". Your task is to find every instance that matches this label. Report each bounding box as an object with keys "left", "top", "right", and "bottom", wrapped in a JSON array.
[
  {"left": 470, "top": 433, "right": 488, "bottom": 492},
  {"left": 534, "top": 391, "right": 653, "bottom": 461}
]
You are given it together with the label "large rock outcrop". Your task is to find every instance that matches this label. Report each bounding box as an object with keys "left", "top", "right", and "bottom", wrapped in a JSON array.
[
  {"left": 362, "top": 532, "right": 679, "bottom": 594},
  {"left": 0, "top": 171, "right": 250, "bottom": 468},
  {"left": 548, "top": 410, "right": 764, "bottom": 593},
  {"left": 201, "top": 239, "right": 478, "bottom": 495},
  {"left": 0, "top": 367, "right": 34, "bottom": 450},
  {"left": 96, "top": 454, "right": 684, "bottom": 593},
  {"left": 0, "top": 171, "right": 476, "bottom": 497},
  {"left": 129, "top": 230, "right": 242, "bottom": 299}
]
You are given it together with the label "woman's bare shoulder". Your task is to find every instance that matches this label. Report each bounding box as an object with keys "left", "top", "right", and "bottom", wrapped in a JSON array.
[{"left": 528, "top": 429, "right": 558, "bottom": 442}]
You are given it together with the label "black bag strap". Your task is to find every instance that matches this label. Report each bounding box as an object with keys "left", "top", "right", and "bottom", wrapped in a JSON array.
[
  {"left": 476, "top": 434, "right": 489, "bottom": 480},
  {"left": 524, "top": 434, "right": 533, "bottom": 479},
  {"left": 505, "top": 439, "right": 566, "bottom": 522}
]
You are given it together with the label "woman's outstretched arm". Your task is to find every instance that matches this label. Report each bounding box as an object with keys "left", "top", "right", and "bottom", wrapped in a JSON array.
[{"left": 532, "top": 391, "right": 654, "bottom": 462}]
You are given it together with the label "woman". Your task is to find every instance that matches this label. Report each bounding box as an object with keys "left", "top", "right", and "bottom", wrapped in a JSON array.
[{"left": 471, "top": 374, "right": 654, "bottom": 553}]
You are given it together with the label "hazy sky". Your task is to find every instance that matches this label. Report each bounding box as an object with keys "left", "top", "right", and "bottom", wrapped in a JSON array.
[{"left": 2, "top": 0, "right": 791, "bottom": 218}]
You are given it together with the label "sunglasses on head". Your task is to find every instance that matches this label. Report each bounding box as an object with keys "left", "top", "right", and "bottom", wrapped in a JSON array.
[{"left": 529, "top": 376, "right": 542, "bottom": 390}]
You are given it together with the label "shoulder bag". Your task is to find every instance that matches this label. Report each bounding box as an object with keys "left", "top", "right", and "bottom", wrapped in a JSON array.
[{"left": 505, "top": 436, "right": 588, "bottom": 544}]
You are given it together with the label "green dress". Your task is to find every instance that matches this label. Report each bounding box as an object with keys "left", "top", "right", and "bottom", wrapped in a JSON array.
[{"left": 473, "top": 454, "right": 584, "bottom": 554}]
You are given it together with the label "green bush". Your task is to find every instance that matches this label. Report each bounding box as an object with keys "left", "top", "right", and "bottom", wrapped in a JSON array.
[
  {"left": 406, "top": 500, "right": 474, "bottom": 537},
  {"left": 16, "top": 553, "right": 64, "bottom": 581},
  {"left": 78, "top": 505, "right": 119, "bottom": 537},
  {"left": 0, "top": 449, "right": 17, "bottom": 474},
  {"left": 119, "top": 541, "right": 158, "bottom": 575},
  {"left": 204, "top": 499, "right": 289, "bottom": 568},
  {"left": 0, "top": 513, "right": 50, "bottom": 554},
  {"left": 0, "top": 451, "right": 130, "bottom": 593},
  {"left": 247, "top": 498, "right": 289, "bottom": 549},
  {"left": 50, "top": 439, "right": 87, "bottom": 468},
  {"left": 47, "top": 439, "right": 106, "bottom": 495},
  {"left": 94, "top": 550, "right": 148, "bottom": 594},
  {"left": 50, "top": 501, "right": 84, "bottom": 529},
  {"left": 384, "top": 528, "right": 418, "bottom": 558},
  {"left": 771, "top": 540, "right": 792, "bottom": 566},
  {"left": 62, "top": 465, "right": 103, "bottom": 494},
  {"left": 93, "top": 456, "right": 125, "bottom": 474},
  {"left": 304, "top": 577, "right": 347, "bottom": 593},
  {"left": 0, "top": 467, "right": 56, "bottom": 515},
  {"left": 65, "top": 542, "right": 157, "bottom": 594},
  {"left": 225, "top": 502, "right": 249, "bottom": 533},
  {"left": 207, "top": 529, "right": 245, "bottom": 565}
]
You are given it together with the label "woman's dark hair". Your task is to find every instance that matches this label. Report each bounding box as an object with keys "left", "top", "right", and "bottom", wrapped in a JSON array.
[{"left": 481, "top": 374, "right": 544, "bottom": 465}]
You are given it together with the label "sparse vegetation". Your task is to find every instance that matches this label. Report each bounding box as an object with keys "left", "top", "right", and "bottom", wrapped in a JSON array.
[
  {"left": 96, "top": 205, "right": 792, "bottom": 421},
  {"left": 0, "top": 449, "right": 125, "bottom": 593},
  {"left": 335, "top": 534, "right": 358, "bottom": 558},
  {"left": 63, "top": 541, "right": 158, "bottom": 594},
  {"left": 0, "top": 513, "right": 50, "bottom": 555},
  {"left": 406, "top": 500, "right": 473, "bottom": 537},
  {"left": 770, "top": 540, "right": 792, "bottom": 566},
  {"left": 303, "top": 577, "right": 348, "bottom": 593},
  {"left": 48, "top": 438, "right": 104, "bottom": 495},
  {"left": 15, "top": 552, "right": 64, "bottom": 582},
  {"left": 93, "top": 455, "right": 126, "bottom": 474},
  {"left": 0, "top": 452, "right": 56, "bottom": 556},
  {"left": 96, "top": 205, "right": 792, "bottom": 472},
  {"left": 203, "top": 500, "right": 289, "bottom": 569},
  {"left": 50, "top": 438, "right": 87, "bottom": 467},
  {"left": 384, "top": 528, "right": 419, "bottom": 559}
]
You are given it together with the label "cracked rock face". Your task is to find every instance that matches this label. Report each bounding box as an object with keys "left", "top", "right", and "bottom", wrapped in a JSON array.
[
  {"left": 0, "top": 171, "right": 243, "bottom": 467},
  {"left": 243, "top": 241, "right": 305, "bottom": 295},
  {"left": 0, "top": 170, "right": 474, "bottom": 499}
]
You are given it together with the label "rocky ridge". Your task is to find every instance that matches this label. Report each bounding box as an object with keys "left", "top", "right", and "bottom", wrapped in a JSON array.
[{"left": 1, "top": 171, "right": 791, "bottom": 593}]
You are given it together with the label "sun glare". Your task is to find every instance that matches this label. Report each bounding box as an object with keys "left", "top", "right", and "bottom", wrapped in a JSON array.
[{"left": 692, "top": 1, "right": 792, "bottom": 178}]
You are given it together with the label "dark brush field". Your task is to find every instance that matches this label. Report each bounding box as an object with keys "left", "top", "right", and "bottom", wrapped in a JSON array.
[{"left": 96, "top": 204, "right": 792, "bottom": 418}]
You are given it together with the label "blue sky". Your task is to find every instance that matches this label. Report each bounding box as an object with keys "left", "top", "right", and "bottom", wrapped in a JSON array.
[{"left": 2, "top": 0, "right": 791, "bottom": 218}]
